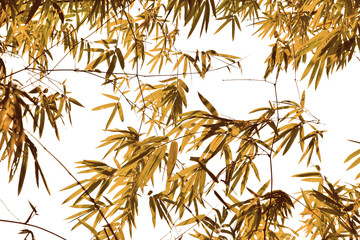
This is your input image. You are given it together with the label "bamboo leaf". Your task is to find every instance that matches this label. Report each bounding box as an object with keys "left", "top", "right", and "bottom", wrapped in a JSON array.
[
  {"left": 176, "top": 214, "right": 206, "bottom": 226},
  {"left": 344, "top": 149, "right": 360, "bottom": 163},
  {"left": 173, "top": 54, "right": 185, "bottom": 71},
  {"left": 39, "top": 108, "right": 45, "bottom": 137},
  {"left": 54, "top": 97, "right": 64, "bottom": 120},
  {"left": 257, "top": 181, "right": 270, "bottom": 196},
  {"left": 149, "top": 197, "right": 157, "bottom": 227},
  {"left": 209, "top": 0, "right": 216, "bottom": 17},
  {"left": 250, "top": 162, "right": 260, "bottom": 181},
  {"left": 92, "top": 103, "right": 116, "bottom": 111},
  {"left": 102, "top": 93, "right": 120, "bottom": 101},
  {"left": 312, "top": 190, "right": 342, "bottom": 209},
  {"left": 85, "top": 51, "right": 109, "bottom": 70},
  {"left": 167, "top": 141, "right": 178, "bottom": 180},
  {"left": 106, "top": 55, "right": 117, "bottom": 79},
  {"left": 283, "top": 128, "right": 299, "bottom": 155},
  {"left": 117, "top": 103, "right": 124, "bottom": 122},
  {"left": 77, "top": 219, "right": 101, "bottom": 240},
  {"left": 26, "top": 0, "right": 41, "bottom": 23},
  {"left": 346, "top": 156, "right": 360, "bottom": 171},
  {"left": 34, "top": 160, "right": 50, "bottom": 195},
  {"left": 18, "top": 144, "right": 29, "bottom": 194},
  {"left": 300, "top": 91, "right": 306, "bottom": 109},
  {"left": 198, "top": 92, "right": 218, "bottom": 116},
  {"left": 292, "top": 172, "right": 322, "bottom": 178},
  {"left": 69, "top": 97, "right": 84, "bottom": 107},
  {"left": 52, "top": 2, "right": 64, "bottom": 24},
  {"left": 105, "top": 106, "right": 117, "bottom": 130},
  {"left": 115, "top": 48, "right": 125, "bottom": 69},
  {"left": 240, "top": 165, "right": 250, "bottom": 194}
]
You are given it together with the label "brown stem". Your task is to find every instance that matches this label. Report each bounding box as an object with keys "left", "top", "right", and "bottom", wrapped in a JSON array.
[
  {"left": 0, "top": 219, "right": 66, "bottom": 240},
  {"left": 26, "top": 131, "right": 117, "bottom": 240}
]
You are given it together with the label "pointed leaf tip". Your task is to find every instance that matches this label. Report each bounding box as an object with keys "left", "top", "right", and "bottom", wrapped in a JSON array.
[{"left": 198, "top": 92, "right": 218, "bottom": 116}]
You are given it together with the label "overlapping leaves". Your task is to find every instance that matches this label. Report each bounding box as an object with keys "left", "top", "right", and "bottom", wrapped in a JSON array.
[{"left": 3, "top": 1, "right": 360, "bottom": 240}]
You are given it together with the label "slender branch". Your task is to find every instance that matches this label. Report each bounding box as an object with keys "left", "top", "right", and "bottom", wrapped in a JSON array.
[
  {"left": 222, "top": 78, "right": 274, "bottom": 84},
  {"left": 18, "top": 59, "right": 238, "bottom": 78},
  {"left": 46, "top": 16, "right": 115, "bottom": 77},
  {"left": 263, "top": 77, "right": 280, "bottom": 239},
  {"left": 121, "top": 6, "right": 150, "bottom": 133},
  {"left": 0, "top": 199, "right": 20, "bottom": 221},
  {"left": 25, "top": 131, "right": 115, "bottom": 240},
  {"left": 0, "top": 219, "right": 66, "bottom": 240}
]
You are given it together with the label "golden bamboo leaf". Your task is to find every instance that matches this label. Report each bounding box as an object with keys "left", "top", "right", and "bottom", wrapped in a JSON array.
[
  {"left": 167, "top": 141, "right": 178, "bottom": 180},
  {"left": 198, "top": 92, "right": 218, "bottom": 116},
  {"left": 92, "top": 102, "right": 116, "bottom": 111},
  {"left": 176, "top": 214, "right": 206, "bottom": 226}
]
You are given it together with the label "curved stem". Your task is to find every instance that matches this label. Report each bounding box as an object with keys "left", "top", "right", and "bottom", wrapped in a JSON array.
[{"left": 0, "top": 219, "right": 66, "bottom": 240}]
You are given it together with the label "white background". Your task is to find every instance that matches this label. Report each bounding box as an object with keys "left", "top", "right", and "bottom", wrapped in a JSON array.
[{"left": 1, "top": 20, "right": 360, "bottom": 240}]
